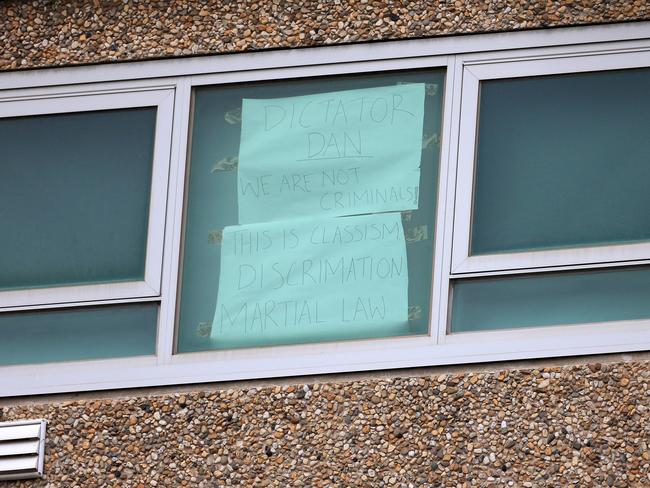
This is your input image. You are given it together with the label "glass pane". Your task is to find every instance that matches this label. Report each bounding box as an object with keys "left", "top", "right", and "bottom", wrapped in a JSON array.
[
  {"left": 471, "top": 68, "right": 650, "bottom": 255},
  {"left": 450, "top": 266, "right": 650, "bottom": 333},
  {"left": 0, "top": 303, "right": 158, "bottom": 366},
  {"left": 0, "top": 107, "right": 156, "bottom": 290},
  {"left": 177, "top": 69, "right": 445, "bottom": 352}
]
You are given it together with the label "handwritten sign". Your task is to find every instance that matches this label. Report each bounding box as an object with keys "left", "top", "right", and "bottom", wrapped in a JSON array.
[
  {"left": 237, "top": 84, "right": 425, "bottom": 224},
  {"left": 211, "top": 213, "right": 409, "bottom": 347}
]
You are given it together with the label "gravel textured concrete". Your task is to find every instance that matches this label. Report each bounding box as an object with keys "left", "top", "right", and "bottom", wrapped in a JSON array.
[
  {"left": 0, "top": 0, "right": 648, "bottom": 71},
  {"left": 2, "top": 359, "right": 648, "bottom": 487}
]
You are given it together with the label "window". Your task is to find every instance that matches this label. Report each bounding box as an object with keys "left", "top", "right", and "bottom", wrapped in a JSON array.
[
  {"left": 0, "top": 23, "right": 649, "bottom": 396},
  {"left": 449, "top": 51, "right": 650, "bottom": 333},
  {"left": 0, "top": 89, "right": 173, "bottom": 365},
  {"left": 177, "top": 69, "right": 445, "bottom": 352}
]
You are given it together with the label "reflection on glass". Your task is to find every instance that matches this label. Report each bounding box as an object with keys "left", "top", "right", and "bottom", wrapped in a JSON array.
[
  {"left": 0, "top": 107, "right": 156, "bottom": 290},
  {"left": 451, "top": 266, "right": 650, "bottom": 333},
  {"left": 0, "top": 303, "right": 158, "bottom": 366},
  {"left": 471, "top": 68, "right": 650, "bottom": 255}
]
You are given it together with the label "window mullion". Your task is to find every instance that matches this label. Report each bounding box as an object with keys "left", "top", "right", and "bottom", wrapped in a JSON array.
[
  {"left": 157, "top": 77, "right": 193, "bottom": 365},
  {"left": 432, "top": 54, "right": 462, "bottom": 345}
]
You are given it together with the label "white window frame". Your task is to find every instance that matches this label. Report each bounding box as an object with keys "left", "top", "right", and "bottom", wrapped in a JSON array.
[
  {"left": 0, "top": 88, "right": 174, "bottom": 310},
  {"left": 0, "top": 22, "right": 648, "bottom": 397},
  {"left": 451, "top": 48, "right": 650, "bottom": 275}
]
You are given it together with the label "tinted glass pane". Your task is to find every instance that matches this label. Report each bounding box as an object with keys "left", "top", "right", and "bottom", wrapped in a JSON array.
[
  {"left": 177, "top": 70, "right": 445, "bottom": 352},
  {"left": 0, "top": 107, "right": 156, "bottom": 290},
  {"left": 471, "top": 68, "right": 650, "bottom": 254},
  {"left": 0, "top": 303, "right": 158, "bottom": 366},
  {"left": 450, "top": 266, "right": 650, "bottom": 333}
]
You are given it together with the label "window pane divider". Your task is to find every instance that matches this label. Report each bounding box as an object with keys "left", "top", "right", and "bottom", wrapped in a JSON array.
[
  {"left": 432, "top": 54, "right": 462, "bottom": 346},
  {"left": 452, "top": 242, "right": 650, "bottom": 276},
  {"left": 450, "top": 258, "right": 650, "bottom": 279},
  {"left": 156, "top": 78, "right": 193, "bottom": 366},
  {"left": 0, "top": 283, "right": 160, "bottom": 312},
  {"left": 0, "top": 295, "right": 162, "bottom": 314}
]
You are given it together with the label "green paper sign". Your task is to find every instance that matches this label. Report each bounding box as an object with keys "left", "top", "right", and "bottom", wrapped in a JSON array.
[
  {"left": 237, "top": 83, "right": 425, "bottom": 224},
  {"left": 212, "top": 213, "right": 409, "bottom": 347}
]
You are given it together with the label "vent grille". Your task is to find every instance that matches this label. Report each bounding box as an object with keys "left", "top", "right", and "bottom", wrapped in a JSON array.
[{"left": 0, "top": 420, "right": 46, "bottom": 481}]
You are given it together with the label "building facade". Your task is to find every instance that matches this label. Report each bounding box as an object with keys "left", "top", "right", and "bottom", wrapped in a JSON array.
[{"left": 0, "top": 1, "right": 649, "bottom": 486}]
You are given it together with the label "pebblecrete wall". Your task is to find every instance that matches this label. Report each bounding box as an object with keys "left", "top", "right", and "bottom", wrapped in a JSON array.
[
  {"left": 1, "top": 1, "right": 649, "bottom": 486},
  {"left": 1, "top": 358, "right": 649, "bottom": 487},
  {"left": 0, "top": 0, "right": 648, "bottom": 71}
]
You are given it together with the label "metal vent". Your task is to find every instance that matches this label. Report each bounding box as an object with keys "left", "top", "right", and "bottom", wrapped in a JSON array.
[{"left": 0, "top": 420, "right": 46, "bottom": 481}]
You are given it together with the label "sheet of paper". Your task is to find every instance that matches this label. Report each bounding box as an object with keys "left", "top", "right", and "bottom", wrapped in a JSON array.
[
  {"left": 237, "top": 83, "right": 425, "bottom": 224},
  {"left": 211, "top": 213, "right": 409, "bottom": 347}
]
